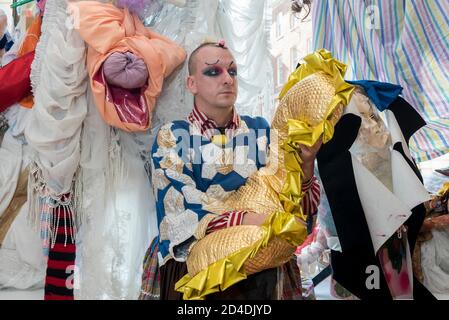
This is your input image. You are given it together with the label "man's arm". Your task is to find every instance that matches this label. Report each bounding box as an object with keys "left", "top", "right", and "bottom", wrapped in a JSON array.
[{"left": 297, "top": 138, "right": 322, "bottom": 217}]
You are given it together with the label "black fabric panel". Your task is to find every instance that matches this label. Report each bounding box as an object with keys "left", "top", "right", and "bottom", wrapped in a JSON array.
[
  {"left": 387, "top": 97, "right": 426, "bottom": 144},
  {"left": 0, "top": 34, "right": 8, "bottom": 50},
  {"left": 46, "top": 267, "right": 73, "bottom": 279},
  {"left": 317, "top": 114, "right": 371, "bottom": 252},
  {"left": 393, "top": 141, "right": 423, "bottom": 182},
  {"left": 316, "top": 114, "right": 361, "bottom": 163},
  {"left": 47, "top": 251, "right": 76, "bottom": 262},
  {"left": 413, "top": 277, "right": 437, "bottom": 300},
  {"left": 316, "top": 105, "right": 433, "bottom": 299},
  {"left": 45, "top": 284, "right": 73, "bottom": 296},
  {"left": 160, "top": 259, "right": 187, "bottom": 300},
  {"left": 318, "top": 113, "right": 392, "bottom": 298}
]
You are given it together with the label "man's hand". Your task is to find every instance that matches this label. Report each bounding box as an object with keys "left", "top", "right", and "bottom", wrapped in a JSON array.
[
  {"left": 430, "top": 215, "right": 449, "bottom": 230},
  {"left": 422, "top": 214, "right": 449, "bottom": 232},
  {"left": 242, "top": 211, "right": 270, "bottom": 226},
  {"left": 296, "top": 137, "right": 323, "bottom": 181}
]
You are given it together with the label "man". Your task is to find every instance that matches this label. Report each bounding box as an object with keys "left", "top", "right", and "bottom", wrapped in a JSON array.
[{"left": 140, "top": 41, "right": 321, "bottom": 300}]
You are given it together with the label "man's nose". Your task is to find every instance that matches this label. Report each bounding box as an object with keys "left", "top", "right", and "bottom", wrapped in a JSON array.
[{"left": 223, "top": 71, "right": 234, "bottom": 85}]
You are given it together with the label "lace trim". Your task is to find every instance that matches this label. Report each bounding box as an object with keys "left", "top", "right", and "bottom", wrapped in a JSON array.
[{"left": 28, "top": 163, "right": 77, "bottom": 249}]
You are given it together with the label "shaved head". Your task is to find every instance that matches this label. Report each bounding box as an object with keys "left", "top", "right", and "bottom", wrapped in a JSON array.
[{"left": 188, "top": 42, "right": 233, "bottom": 75}]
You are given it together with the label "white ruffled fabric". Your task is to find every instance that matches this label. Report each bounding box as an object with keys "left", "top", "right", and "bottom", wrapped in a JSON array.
[
  {"left": 217, "top": 0, "right": 275, "bottom": 121},
  {"left": 24, "top": 0, "right": 88, "bottom": 243}
]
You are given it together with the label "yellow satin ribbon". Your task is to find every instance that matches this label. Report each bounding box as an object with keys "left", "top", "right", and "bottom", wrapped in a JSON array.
[
  {"left": 279, "top": 48, "right": 352, "bottom": 100},
  {"left": 175, "top": 210, "right": 307, "bottom": 300},
  {"left": 437, "top": 182, "right": 449, "bottom": 197}
]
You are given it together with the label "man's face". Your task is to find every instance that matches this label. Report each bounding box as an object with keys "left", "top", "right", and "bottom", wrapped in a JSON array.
[{"left": 187, "top": 46, "right": 238, "bottom": 110}]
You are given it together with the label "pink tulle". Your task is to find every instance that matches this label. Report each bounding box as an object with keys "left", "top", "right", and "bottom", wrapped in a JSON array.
[{"left": 115, "top": 0, "right": 147, "bottom": 14}]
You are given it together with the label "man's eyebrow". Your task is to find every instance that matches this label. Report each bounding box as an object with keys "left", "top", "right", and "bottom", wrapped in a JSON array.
[
  {"left": 204, "top": 59, "right": 220, "bottom": 66},
  {"left": 229, "top": 61, "right": 235, "bottom": 67}
]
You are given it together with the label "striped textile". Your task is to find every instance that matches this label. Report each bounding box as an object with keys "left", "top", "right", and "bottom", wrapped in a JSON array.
[
  {"left": 188, "top": 104, "right": 240, "bottom": 140},
  {"left": 312, "top": 0, "right": 449, "bottom": 162},
  {"left": 206, "top": 210, "right": 246, "bottom": 234},
  {"left": 302, "top": 177, "right": 320, "bottom": 216},
  {"left": 44, "top": 206, "right": 76, "bottom": 300}
]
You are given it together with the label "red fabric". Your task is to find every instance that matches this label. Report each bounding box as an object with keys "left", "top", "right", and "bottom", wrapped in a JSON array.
[
  {"left": 46, "top": 258, "right": 74, "bottom": 270},
  {"left": 45, "top": 276, "right": 70, "bottom": 288},
  {"left": 301, "top": 176, "right": 321, "bottom": 216},
  {"left": 206, "top": 210, "right": 246, "bottom": 234},
  {"left": 44, "top": 204, "right": 76, "bottom": 300},
  {"left": 0, "top": 51, "right": 34, "bottom": 113},
  {"left": 51, "top": 243, "right": 77, "bottom": 253},
  {"left": 44, "top": 294, "right": 74, "bottom": 301}
]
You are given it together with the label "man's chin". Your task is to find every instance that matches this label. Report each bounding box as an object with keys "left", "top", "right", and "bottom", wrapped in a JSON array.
[
  {"left": 215, "top": 103, "right": 236, "bottom": 109},
  {"left": 212, "top": 99, "right": 235, "bottom": 107}
]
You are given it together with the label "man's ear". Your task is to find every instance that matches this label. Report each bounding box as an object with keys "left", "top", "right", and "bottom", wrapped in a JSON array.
[{"left": 186, "top": 75, "right": 197, "bottom": 94}]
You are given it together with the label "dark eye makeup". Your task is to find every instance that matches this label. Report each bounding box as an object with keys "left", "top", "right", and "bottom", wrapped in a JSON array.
[{"left": 202, "top": 66, "right": 238, "bottom": 77}]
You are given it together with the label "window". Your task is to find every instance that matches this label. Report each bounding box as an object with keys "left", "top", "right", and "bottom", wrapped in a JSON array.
[
  {"left": 290, "top": 47, "right": 299, "bottom": 72},
  {"left": 276, "top": 55, "right": 285, "bottom": 87}
]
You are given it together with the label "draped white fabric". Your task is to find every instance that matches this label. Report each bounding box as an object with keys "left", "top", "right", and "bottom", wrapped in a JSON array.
[
  {"left": 0, "top": 131, "right": 22, "bottom": 217},
  {"left": 0, "top": 106, "right": 45, "bottom": 290},
  {"left": 421, "top": 228, "right": 449, "bottom": 296},
  {"left": 0, "top": 201, "right": 45, "bottom": 290},
  {"left": 217, "top": 0, "right": 275, "bottom": 121},
  {"left": 24, "top": 0, "right": 87, "bottom": 238},
  {"left": 74, "top": 88, "right": 157, "bottom": 299}
]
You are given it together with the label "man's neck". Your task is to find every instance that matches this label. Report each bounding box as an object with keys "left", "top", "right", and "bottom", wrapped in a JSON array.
[{"left": 195, "top": 103, "right": 234, "bottom": 127}]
